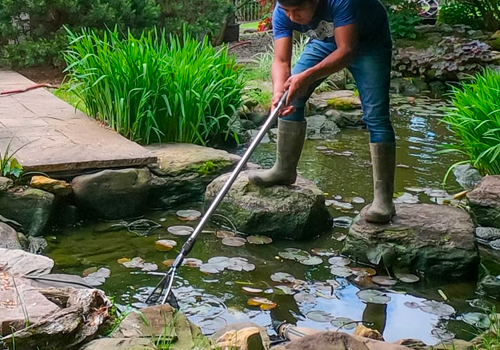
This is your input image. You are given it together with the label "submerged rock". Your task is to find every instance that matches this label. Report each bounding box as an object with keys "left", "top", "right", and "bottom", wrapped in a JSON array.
[
  {"left": 342, "top": 204, "right": 478, "bottom": 280},
  {"left": 468, "top": 175, "right": 500, "bottom": 228},
  {"left": 306, "top": 115, "right": 341, "bottom": 140},
  {"left": 453, "top": 163, "right": 482, "bottom": 190},
  {"left": 72, "top": 168, "right": 151, "bottom": 220},
  {"left": 147, "top": 143, "right": 241, "bottom": 208},
  {"left": 0, "top": 188, "right": 54, "bottom": 236},
  {"left": 205, "top": 171, "right": 332, "bottom": 240}
]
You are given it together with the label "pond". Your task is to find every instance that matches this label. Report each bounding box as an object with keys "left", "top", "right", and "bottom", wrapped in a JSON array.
[{"left": 45, "top": 97, "right": 497, "bottom": 346}]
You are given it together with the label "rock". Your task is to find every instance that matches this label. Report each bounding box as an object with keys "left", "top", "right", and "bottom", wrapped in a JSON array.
[
  {"left": 0, "top": 248, "right": 54, "bottom": 276},
  {"left": 216, "top": 327, "right": 265, "bottom": 350},
  {"left": 205, "top": 171, "right": 332, "bottom": 240},
  {"left": 453, "top": 163, "right": 482, "bottom": 190},
  {"left": 391, "top": 339, "right": 427, "bottom": 349},
  {"left": 467, "top": 175, "right": 500, "bottom": 228},
  {"left": 475, "top": 227, "right": 500, "bottom": 242},
  {"left": 468, "top": 30, "right": 485, "bottom": 40},
  {"left": 80, "top": 338, "right": 156, "bottom": 350},
  {"left": 0, "top": 222, "right": 22, "bottom": 250},
  {"left": 240, "top": 118, "right": 257, "bottom": 131},
  {"left": 213, "top": 322, "right": 270, "bottom": 350},
  {"left": 147, "top": 143, "right": 241, "bottom": 208},
  {"left": 342, "top": 204, "right": 478, "bottom": 280},
  {"left": 113, "top": 304, "right": 202, "bottom": 350},
  {"left": 249, "top": 129, "right": 271, "bottom": 143},
  {"left": 489, "top": 239, "right": 500, "bottom": 250},
  {"left": 0, "top": 177, "right": 13, "bottom": 191},
  {"left": 0, "top": 188, "right": 54, "bottom": 236},
  {"left": 425, "top": 32, "right": 443, "bottom": 44},
  {"left": 429, "top": 80, "right": 447, "bottom": 98},
  {"left": 492, "top": 30, "right": 500, "bottom": 39},
  {"left": 72, "top": 168, "right": 151, "bottom": 220},
  {"left": 27, "top": 236, "right": 48, "bottom": 254},
  {"left": 30, "top": 176, "right": 72, "bottom": 196},
  {"left": 338, "top": 110, "right": 364, "bottom": 127},
  {"left": 478, "top": 275, "right": 500, "bottom": 299},
  {"left": 415, "top": 24, "right": 440, "bottom": 33},
  {"left": 306, "top": 115, "right": 341, "bottom": 139},
  {"left": 353, "top": 325, "right": 383, "bottom": 341},
  {"left": 309, "top": 90, "right": 361, "bottom": 114},
  {"left": 2, "top": 288, "right": 111, "bottom": 350}
]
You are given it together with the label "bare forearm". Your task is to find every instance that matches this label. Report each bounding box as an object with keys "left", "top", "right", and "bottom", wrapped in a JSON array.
[
  {"left": 271, "top": 60, "right": 291, "bottom": 94},
  {"left": 305, "top": 48, "right": 354, "bottom": 82}
]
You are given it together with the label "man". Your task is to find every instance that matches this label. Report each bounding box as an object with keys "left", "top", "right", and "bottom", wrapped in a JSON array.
[{"left": 248, "top": 0, "right": 396, "bottom": 223}]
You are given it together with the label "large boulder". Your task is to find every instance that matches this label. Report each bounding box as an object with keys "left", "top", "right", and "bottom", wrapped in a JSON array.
[
  {"left": 0, "top": 222, "right": 23, "bottom": 250},
  {"left": 342, "top": 204, "right": 478, "bottom": 280},
  {"left": 147, "top": 143, "right": 241, "bottom": 208},
  {"left": 71, "top": 168, "right": 151, "bottom": 220},
  {"left": 205, "top": 171, "right": 332, "bottom": 240},
  {"left": 309, "top": 90, "right": 362, "bottom": 113},
  {"left": 306, "top": 115, "right": 341, "bottom": 140},
  {"left": 467, "top": 175, "right": 500, "bottom": 228},
  {"left": 453, "top": 163, "right": 482, "bottom": 190},
  {"left": 0, "top": 188, "right": 54, "bottom": 236}
]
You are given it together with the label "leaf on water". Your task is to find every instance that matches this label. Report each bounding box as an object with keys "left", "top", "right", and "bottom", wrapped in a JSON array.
[
  {"left": 395, "top": 273, "right": 419, "bottom": 283},
  {"left": 356, "top": 290, "right": 391, "bottom": 304},
  {"left": 351, "top": 267, "right": 377, "bottom": 277},
  {"left": 300, "top": 256, "right": 323, "bottom": 266},
  {"left": 176, "top": 209, "right": 202, "bottom": 220},
  {"left": 183, "top": 258, "right": 203, "bottom": 268},
  {"left": 271, "top": 272, "right": 296, "bottom": 283},
  {"left": 372, "top": 276, "right": 397, "bottom": 286},
  {"left": 294, "top": 292, "right": 316, "bottom": 304},
  {"left": 221, "top": 237, "right": 246, "bottom": 247},
  {"left": 121, "top": 257, "right": 158, "bottom": 272},
  {"left": 404, "top": 301, "right": 421, "bottom": 309},
  {"left": 330, "top": 317, "right": 357, "bottom": 330},
  {"left": 200, "top": 263, "right": 224, "bottom": 274},
  {"left": 260, "top": 302, "right": 277, "bottom": 310},
  {"left": 168, "top": 225, "right": 194, "bottom": 236},
  {"left": 431, "top": 328, "right": 455, "bottom": 341},
  {"left": 242, "top": 287, "right": 263, "bottom": 295},
  {"left": 311, "top": 248, "right": 337, "bottom": 257},
  {"left": 82, "top": 267, "right": 97, "bottom": 277},
  {"left": 83, "top": 267, "right": 111, "bottom": 286},
  {"left": 248, "top": 297, "right": 275, "bottom": 307},
  {"left": 461, "top": 312, "right": 491, "bottom": 328},
  {"left": 438, "top": 289, "right": 448, "bottom": 301},
  {"left": 208, "top": 256, "right": 230, "bottom": 264},
  {"left": 366, "top": 244, "right": 394, "bottom": 266},
  {"left": 316, "top": 146, "right": 329, "bottom": 151},
  {"left": 216, "top": 230, "right": 235, "bottom": 238},
  {"left": 352, "top": 197, "right": 365, "bottom": 204},
  {"left": 278, "top": 248, "right": 311, "bottom": 261},
  {"left": 404, "top": 187, "right": 425, "bottom": 193},
  {"left": 246, "top": 235, "right": 273, "bottom": 245},
  {"left": 163, "top": 259, "right": 174, "bottom": 267},
  {"left": 274, "top": 285, "right": 294, "bottom": 295},
  {"left": 306, "top": 310, "right": 333, "bottom": 323},
  {"left": 328, "top": 257, "right": 351, "bottom": 266},
  {"left": 155, "top": 239, "right": 177, "bottom": 252},
  {"left": 117, "top": 257, "right": 131, "bottom": 264},
  {"left": 419, "top": 300, "right": 455, "bottom": 317},
  {"left": 330, "top": 266, "right": 355, "bottom": 278}
]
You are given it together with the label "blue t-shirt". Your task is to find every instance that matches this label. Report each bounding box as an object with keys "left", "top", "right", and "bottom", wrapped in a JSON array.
[{"left": 273, "top": 0, "right": 391, "bottom": 49}]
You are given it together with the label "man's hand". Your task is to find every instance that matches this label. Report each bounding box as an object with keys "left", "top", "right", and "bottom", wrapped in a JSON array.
[
  {"left": 272, "top": 90, "right": 295, "bottom": 116},
  {"left": 283, "top": 71, "right": 313, "bottom": 107}
]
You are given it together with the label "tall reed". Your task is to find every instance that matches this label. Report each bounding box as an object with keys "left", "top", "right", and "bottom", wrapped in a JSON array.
[{"left": 64, "top": 27, "right": 244, "bottom": 145}]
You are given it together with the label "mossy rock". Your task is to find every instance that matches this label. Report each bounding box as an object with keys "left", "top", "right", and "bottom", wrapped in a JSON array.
[{"left": 326, "top": 97, "right": 360, "bottom": 110}]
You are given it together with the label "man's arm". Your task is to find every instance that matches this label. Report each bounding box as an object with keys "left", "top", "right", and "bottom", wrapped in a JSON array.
[
  {"left": 284, "top": 24, "right": 357, "bottom": 104},
  {"left": 271, "top": 36, "right": 294, "bottom": 113}
]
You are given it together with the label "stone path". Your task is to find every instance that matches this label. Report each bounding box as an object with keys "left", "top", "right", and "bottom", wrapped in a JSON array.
[{"left": 0, "top": 70, "right": 155, "bottom": 173}]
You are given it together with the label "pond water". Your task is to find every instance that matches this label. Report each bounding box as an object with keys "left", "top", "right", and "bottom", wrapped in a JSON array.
[{"left": 45, "top": 97, "right": 498, "bottom": 345}]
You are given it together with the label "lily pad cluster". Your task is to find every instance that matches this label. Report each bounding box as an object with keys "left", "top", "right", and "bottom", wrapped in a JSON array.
[
  {"left": 404, "top": 300, "right": 456, "bottom": 317},
  {"left": 278, "top": 248, "right": 323, "bottom": 266},
  {"left": 306, "top": 310, "right": 358, "bottom": 330},
  {"left": 199, "top": 256, "right": 256, "bottom": 274},
  {"left": 118, "top": 257, "right": 158, "bottom": 271}
]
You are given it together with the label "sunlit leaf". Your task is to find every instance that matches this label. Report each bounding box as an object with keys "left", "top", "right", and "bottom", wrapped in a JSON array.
[
  {"left": 242, "top": 287, "right": 263, "bottom": 295},
  {"left": 168, "top": 225, "right": 194, "bottom": 236},
  {"left": 278, "top": 248, "right": 311, "bottom": 261},
  {"left": 155, "top": 239, "right": 177, "bottom": 251},
  {"left": 221, "top": 237, "right": 246, "bottom": 247},
  {"left": 330, "top": 266, "right": 355, "bottom": 278},
  {"left": 117, "top": 257, "right": 131, "bottom": 264},
  {"left": 82, "top": 267, "right": 97, "bottom": 277},
  {"left": 306, "top": 310, "right": 333, "bottom": 323},
  {"left": 330, "top": 317, "right": 357, "bottom": 330},
  {"left": 356, "top": 290, "right": 391, "bottom": 304},
  {"left": 246, "top": 235, "right": 273, "bottom": 245}
]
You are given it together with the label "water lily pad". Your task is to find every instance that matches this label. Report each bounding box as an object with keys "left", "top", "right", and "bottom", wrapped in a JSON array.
[
  {"left": 83, "top": 267, "right": 111, "bottom": 286},
  {"left": 425, "top": 189, "right": 448, "bottom": 198},
  {"left": 216, "top": 230, "right": 235, "bottom": 238},
  {"left": 311, "top": 248, "right": 337, "bottom": 256},
  {"left": 176, "top": 209, "right": 202, "bottom": 220},
  {"left": 326, "top": 200, "right": 354, "bottom": 210},
  {"left": 242, "top": 287, "right": 263, "bottom": 295},
  {"left": 227, "top": 257, "right": 255, "bottom": 272},
  {"left": 404, "top": 187, "right": 425, "bottom": 193},
  {"left": 183, "top": 258, "right": 203, "bottom": 268},
  {"left": 200, "top": 263, "right": 225, "bottom": 274},
  {"left": 462, "top": 312, "right": 491, "bottom": 328},
  {"left": 248, "top": 297, "right": 276, "bottom": 311},
  {"left": 356, "top": 290, "right": 391, "bottom": 304},
  {"left": 294, "top": 292, "right": 316, "bottom": 304},
  {"left": 330, "top": 266, "right": 355, "bottom": 278},
  {"left": 431, "top": 328, "right": 455, "bottom": 341},
  {"left": 208, "top": 256, "right": 230, "bottom": 264},
  {"left": 121, "top": 257, "right": 158, "bottom": 272},
  {"left": 278, "top": 248, "right": 310, "bottom": 261},
  {"left": 328, "top": 257, "right": 351, "bottom": 266},
  {"left": 333, "top": 216, "right": 353, "bottom": 228},
  {"left": 246, "top": 235, "right": 273, "bottom": 245},
  {"left": 404, "top": 301, "right": 420, "bottom": 309},
  {"left": 316, "top": 146, "right": 329, "bottom": 151},
  {"left": 300, "top": 256, "right": 323, "bottom": 266},
  {"left": 155, "top": 239, "right": 177, "bottom": 251},
  {"left": 419, "top": 300, "right": 455, "bottom": 317},
  {"left": 468, "top": 298, "right": 494, "bottom": 311},
  {"left": 393, "top": 192, "right": 419, "bottom": 204},
  {"left": 271, "top": 272, "right": 296, "bottom": 283},
  {"left": 168, "top": 225, "right": 194, "bottom": 236},
  {"left": 117, "top": 257, "right": 130, "bottom": 264},
  {"left": 274, "top": 285, "right": 294, "bottom": 295},
  {"left": 395, "top": 273, "right": 420, "bottom": 283},
  {"left": 330, "top": 317, "right": 357, "bottom": 330},
  {"left": 351, "top": 267, "right": 377, "bottom": 277},
  {"left": 306, "top": 310, "right": 333, "bottom": 323},
  {"left": 221, "top": 237, "right": 246, "bottom": 247},
  {"left": 82, "top": 267, "right": 98, "bottom": 277},
  {"left": 352, "top": 197, "right": 365, "bottom": 204},
  {"left": 366, "top": 244, "right": 394, "bottom": 265},
  {"left": 372, "top": 276, "right": 397, "bottom": 286}
]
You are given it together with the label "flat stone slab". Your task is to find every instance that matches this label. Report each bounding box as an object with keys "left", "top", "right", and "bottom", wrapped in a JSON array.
[{"left": 0, "top": 70, "right": 156, "bottom": 173}]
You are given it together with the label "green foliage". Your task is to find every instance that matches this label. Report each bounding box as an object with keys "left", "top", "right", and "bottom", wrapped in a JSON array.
[
  {"left": 441, "top": 68, "right": 500, "bottom": 176},
  {"left": 387, "top": 7, "right": 421, "bottom": 39},
  {"left": 64, "top": 27, "right": 244, "bottom": 146},
  {"left": 437, "top": 3, "right": 481, "bottom": 28},
  {"left": 0, "top": 140, "right": 24, "bottom": 180}
]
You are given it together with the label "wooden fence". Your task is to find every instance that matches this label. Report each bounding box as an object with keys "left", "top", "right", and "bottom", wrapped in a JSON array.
[{"left": 235, "top": 0, "right": 262, "bottom": 22}]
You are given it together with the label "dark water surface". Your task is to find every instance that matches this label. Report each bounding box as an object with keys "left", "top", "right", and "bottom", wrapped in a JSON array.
[{"left": 46, "top": 99, "right": 497, "bottom": 345}]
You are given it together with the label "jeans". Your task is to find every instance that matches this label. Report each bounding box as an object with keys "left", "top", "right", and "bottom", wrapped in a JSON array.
[{"left": 282, "top": 40, "right": 395, "bottom": 143}]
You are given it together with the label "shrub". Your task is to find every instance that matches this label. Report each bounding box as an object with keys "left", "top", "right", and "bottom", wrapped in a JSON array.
[
  {"left": 64, "top": 27, "right": 244, "bottom": 146},
  {"left": 381, "top": 0, "right": 421, "bottom": 39},
  {"left": 437, "top": 3, "right": 481, "bottom": 29},
  {"left": 441, "top": 68, "right": 500, "bottom": 176}
]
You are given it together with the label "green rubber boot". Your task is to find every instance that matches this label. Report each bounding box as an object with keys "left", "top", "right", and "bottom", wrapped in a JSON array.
[
  {"left": 364, "top": 142, "right": 396, "bottom": 223},
  {"left": 248, "top": 119, "right": 307, "bottom": 187}
]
